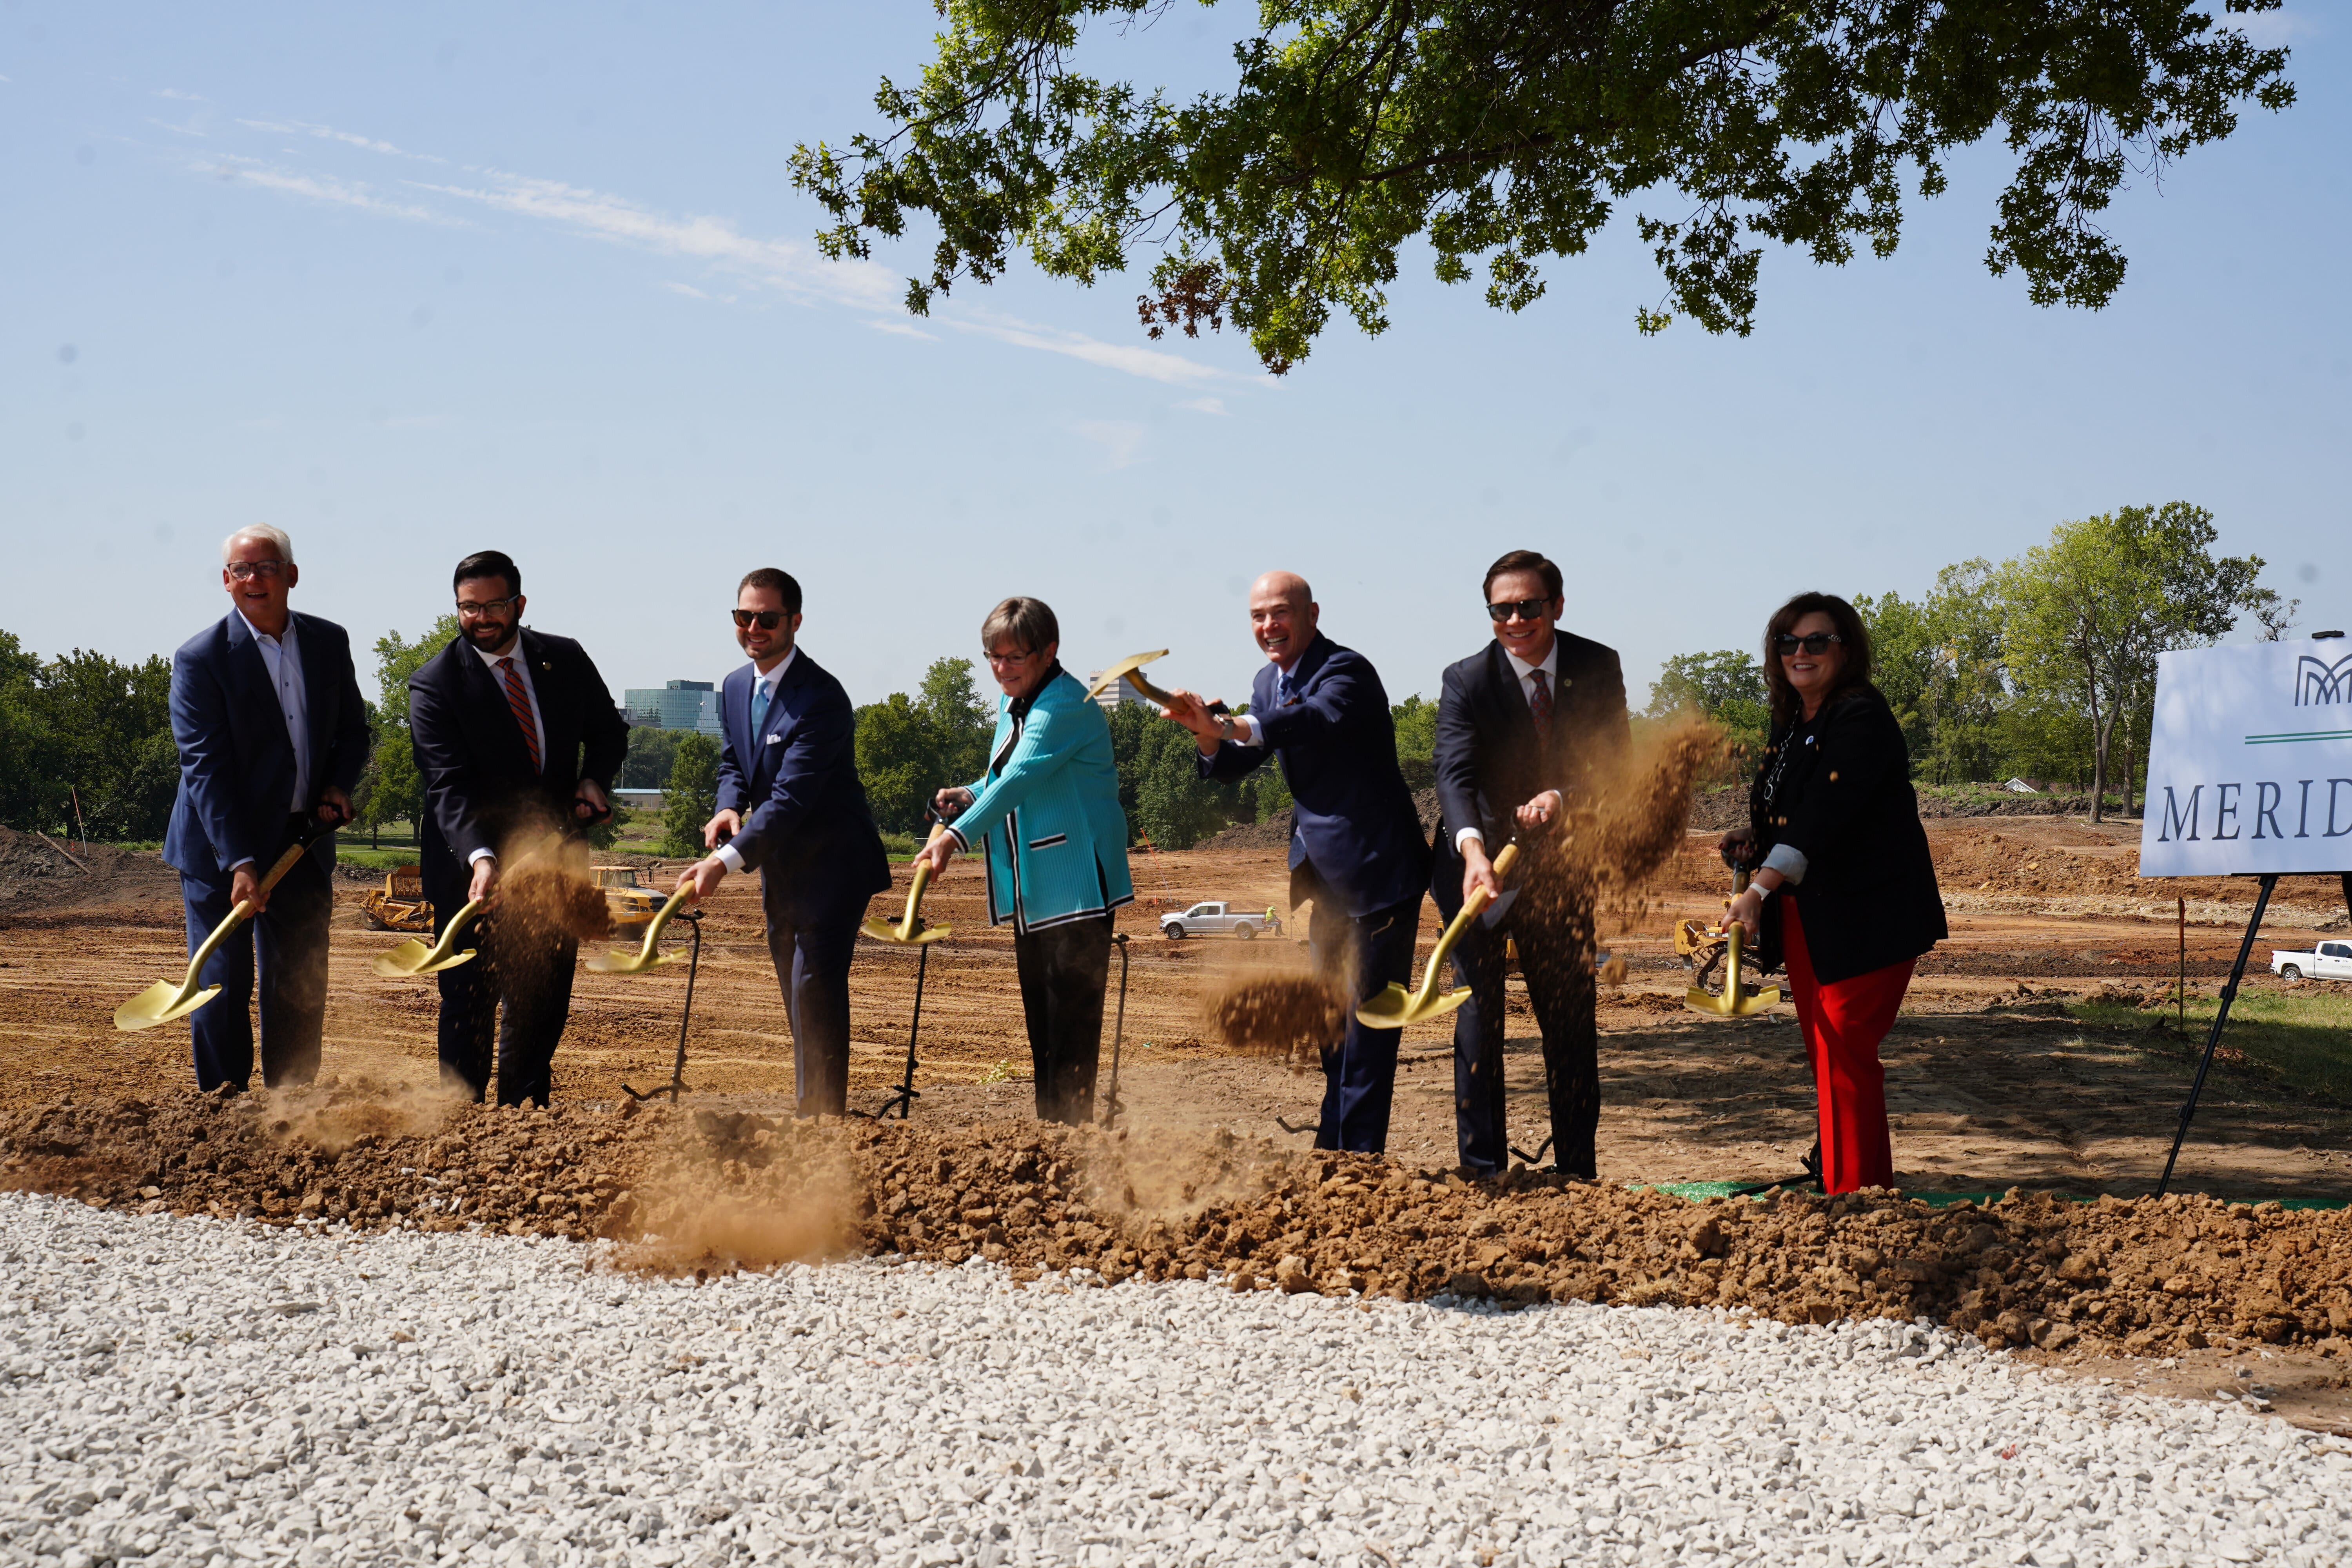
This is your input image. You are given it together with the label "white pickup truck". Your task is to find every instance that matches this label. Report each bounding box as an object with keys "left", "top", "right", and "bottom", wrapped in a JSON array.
[
  {"left": 2271, "top": 940, "right": 2352, "bottom": 982},
  {"left": 1160, "top": 901, "right": 1282, "bottom": 940}
]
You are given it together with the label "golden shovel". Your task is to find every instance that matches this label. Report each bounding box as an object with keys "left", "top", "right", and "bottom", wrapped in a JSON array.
[
  {"left": 586, "top": 883, "right": 695, "bottom": 975},
  {"left": 1085, "top": 650, "right": 1177, "bottom": 708},
  {"left": 862, "top": 824, "right": 954, "bottom": 946},
  {"left": 370, "top": 898, "right": 485, "bottom": 978},
  {"left": 1683, "top": 872, "right": 1782, "bottom": 1018},
  {"left": 1356, "top": 844, "right": 1520, "bottom": 1028},
  {"left": 115, "top": 828, "right": 334, "bottom": 1033}
]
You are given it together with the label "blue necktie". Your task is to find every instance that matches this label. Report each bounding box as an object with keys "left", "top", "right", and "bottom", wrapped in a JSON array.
[
  {"left": 750, "top": 676, "right": 772, "bottom": 739},
  {"left": 1276, "top": 671, "right": 1297, "bottom": 706}
]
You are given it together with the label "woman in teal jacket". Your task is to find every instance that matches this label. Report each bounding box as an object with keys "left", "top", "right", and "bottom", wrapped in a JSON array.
[{"left": 922, "top": 597, "right": 1134, "bottom": 1122}]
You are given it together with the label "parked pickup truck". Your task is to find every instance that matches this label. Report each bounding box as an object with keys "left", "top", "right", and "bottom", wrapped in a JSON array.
[
  {"left": 1160, "top": 901, "right": 1282, "bottom": 940},
  {"left": 2271, "top": 941, "right": 2352, "bottom": 982}
]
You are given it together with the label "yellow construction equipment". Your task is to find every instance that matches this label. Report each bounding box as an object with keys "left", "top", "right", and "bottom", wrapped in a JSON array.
[
  {"left": 593, "top": 864, "right": 664, "bottom": 929},
  {"left": 359, "top": 866, "right": 434, "bottom": 933},
  {"left": 1677, "top": 869, "right": 1782, "bottom": 1018}
]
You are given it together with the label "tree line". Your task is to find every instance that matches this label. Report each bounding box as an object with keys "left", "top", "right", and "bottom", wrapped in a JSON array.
[
  {"left": 1645, "top": 503, "right": 2294, "bottom": 820},
  {"left": 0, "top": 503, "right": 2293, "bottom": 847}
]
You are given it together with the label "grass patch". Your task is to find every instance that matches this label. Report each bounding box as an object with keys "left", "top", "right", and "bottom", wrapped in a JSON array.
[
  {"left": 2072, "top": 991, "right": 2352, "bottom": 1105},
  {"left": 336, "top": 848, "right": 425, "bottom": 873}
]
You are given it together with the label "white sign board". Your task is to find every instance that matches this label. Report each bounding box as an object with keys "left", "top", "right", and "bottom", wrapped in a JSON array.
[{"left": 2139, "top": 643, "right": 2352, "bottom": 877}]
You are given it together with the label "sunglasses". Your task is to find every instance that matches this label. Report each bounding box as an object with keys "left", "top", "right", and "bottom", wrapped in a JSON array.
[
  {"left": 1486, "top": 597, "right": 1552, "bottom": 623},
  {"left": 1773, "top": 632, "right": 1844, "bottom": 656},
  {"left": 227, "top": 560, "right": 287, "bottom": 581},
  {"left": 732, "top": 609, "right": 788, "bottom": 630}
]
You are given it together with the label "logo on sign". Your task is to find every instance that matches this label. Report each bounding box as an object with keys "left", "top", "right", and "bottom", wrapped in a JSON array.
[{"left": 2296, "top": 653, "right": 2352, "bottom": 706}]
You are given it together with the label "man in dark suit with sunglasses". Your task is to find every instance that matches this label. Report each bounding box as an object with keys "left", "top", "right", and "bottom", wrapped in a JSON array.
[
  {"left": 1161, "top": 570, "right": 1430, "bottom": 1154},
  {"left": 674, "top": 568, "right": 889, "bottom": 1116},
  {"left": 163, "top": 524, "right": 372, "bottom": 1091},
  {"left": 1433, "top": 549, "right": 1629, "bottom": 1178},
  {"left": 408, "top": 550, "right": 630, "bottom": 1105}
]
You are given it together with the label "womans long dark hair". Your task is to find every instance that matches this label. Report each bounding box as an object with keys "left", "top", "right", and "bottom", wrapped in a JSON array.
[{"left": 1762, "top": 592, "right": 1874, "bottom": 726}]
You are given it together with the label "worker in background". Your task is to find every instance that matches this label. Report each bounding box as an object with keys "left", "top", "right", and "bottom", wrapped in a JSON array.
[
  {"left": 1432, "top": 548, "right": 1630, "bottom": 1179},
  {"left": 673, "top": 568, "right": 890, "bottom": 1117},
  {"left": 1160, "top": 571, "right": 1429, "bottom": 1154},
  {"left": 162, "top": 524, "right": 372, "bottom": 1091},
  {"left": 407, "top": 550, "right": 629, "bottom": 1106},
  {"left": 914, "top": 597, "right": 1134, "bottom": 1123}
]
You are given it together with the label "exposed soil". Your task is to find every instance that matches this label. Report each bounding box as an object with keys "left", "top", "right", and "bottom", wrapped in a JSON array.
[{"left": 0, "top": 825, "right": 180, "bottom": 914}]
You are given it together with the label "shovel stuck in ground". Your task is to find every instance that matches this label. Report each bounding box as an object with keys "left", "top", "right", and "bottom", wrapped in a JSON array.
[
  {"left": 115, "top": 822, "right": 337, "bottom": 1033},
  {"left": 1680, "top": 870, "right": 1782, "bottom": 1018},
  {"left": 862, "top": 823, "right": 954, "bottom": 946},
  {"left": 1356, "top": 844, "right": 1520, "bottom": 1028},
  {"left": 585, "top": 883, "right": 695, "bottom": 975}
]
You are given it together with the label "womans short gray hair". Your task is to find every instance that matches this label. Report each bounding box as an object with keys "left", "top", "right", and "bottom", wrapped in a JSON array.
[
  {"left": 980, "top": 597, "right": 1058, "bottom": 654},
  {"left": 221, "top": 524, "right": 296, "bottom": 565}
]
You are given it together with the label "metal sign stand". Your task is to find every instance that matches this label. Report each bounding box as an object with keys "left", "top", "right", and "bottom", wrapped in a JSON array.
[
  {"left": 1099, "top": 933, "right": 1131, "bottom": 1128},
  {"left": 872, "top": 942, "right": 929, "bottom": 1121},
  {"left": 2154, "top": 874, "right": 2277, "bottom": 1196},
  {"left": 622, "top": 909, "right": 704, "bottom": 1105}
]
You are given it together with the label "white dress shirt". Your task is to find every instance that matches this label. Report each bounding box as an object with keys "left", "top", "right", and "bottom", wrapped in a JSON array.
[
  {"left": 1456, "top": 638, "right": 1562, "bottom": 853},
  {"left": 470, "top": 639, "right": 548, "bottom": 865},
  {"left": 1221, "top": 659, "right": 1308, "bottom": 750},
  {"left": 713, "top": 648, "right": 797, "bottom": 873},
  {"left": 230, "top": 611, "right": 311, "bottom": 873}
]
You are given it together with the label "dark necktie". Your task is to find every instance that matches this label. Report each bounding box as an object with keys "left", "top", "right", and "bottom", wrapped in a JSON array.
[
  {"left": 1528, "top": 668, "right": 1553, "bottom": 742},
  {"left": 499, "top": 657, "right": 543, "bottom": 773}
]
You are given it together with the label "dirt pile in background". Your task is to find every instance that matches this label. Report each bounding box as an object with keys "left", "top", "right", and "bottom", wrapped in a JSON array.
[
  {"left": 0, "top": 826, "right": 179, "bottom": 918},
  {"left": 1207, "top": 975, "right": 1346, "bottom": 1059},
  {"left": 7, "top": 1087, "right": 2348, "bottom": 1360},
  {"left": 498, "top": 863, "right": 614, "bottom": 944},
  {"left": 1204, "top": 788, "right": 1443, "bottom": 851}
]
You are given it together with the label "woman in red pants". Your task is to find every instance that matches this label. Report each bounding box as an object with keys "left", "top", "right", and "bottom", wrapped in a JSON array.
[{"left": 1720, "top": 593, "right": 1947, "bottom": 1194}]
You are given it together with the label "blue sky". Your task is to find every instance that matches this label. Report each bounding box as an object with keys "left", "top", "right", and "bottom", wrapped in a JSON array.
[{"left": 4, "top": 3, "right": 2345, "bottom": 716}]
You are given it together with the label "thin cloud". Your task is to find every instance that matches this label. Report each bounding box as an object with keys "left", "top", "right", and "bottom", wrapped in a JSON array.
[
  {"left": 238, "top": 118, "right": 445, "bottom": 163},
  {"left": 1178, "top": 396, "right": 1230, "bottom": 416},
  {"left": 155, "top": 88, "right": 209, "bottom": 102},
  {"left": 209, "top": 157, "right": 465, "bottom": 226},
  {"left": 867, "top": 318, "right": 938, "bottom": 341},
  {"left": 148, "top": 118, "right": 210, "bottom": 139},
  {"left": 1074, "top": 419, "right": 1146, "bottom": 470},
  {"left": 952, "top": 308, "right": 1241, "bottom": 389}
]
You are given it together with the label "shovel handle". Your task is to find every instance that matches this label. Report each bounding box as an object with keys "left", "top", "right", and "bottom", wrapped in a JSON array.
[{"left": 1412, "top": 842, "right": 1519, "bottom": 998}]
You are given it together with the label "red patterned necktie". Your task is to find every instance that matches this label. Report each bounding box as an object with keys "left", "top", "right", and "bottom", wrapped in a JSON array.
[
  {"left": 1528, "top": 668, "right": 1554, "bottom": 742},
  {"left": 499, "top": 657, "right": 543, "bottom": 773}
]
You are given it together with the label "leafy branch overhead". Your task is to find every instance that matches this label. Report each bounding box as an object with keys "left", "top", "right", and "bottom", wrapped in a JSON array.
[{"left": 790, "top": 0, "right": 2293, "bottom": 373}]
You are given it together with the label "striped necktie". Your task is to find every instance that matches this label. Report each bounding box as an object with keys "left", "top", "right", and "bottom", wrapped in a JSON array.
[
  {"left": 1528, "top": 668, "right": 1554, "bottom": 742},
  {"left": 498, "top": 657, "right": 542, "bottom": 773}
]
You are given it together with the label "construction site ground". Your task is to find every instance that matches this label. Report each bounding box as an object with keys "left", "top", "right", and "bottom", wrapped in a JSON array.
[{"left": 4, "top": 815, "right": 2351, "bottom": 1432}]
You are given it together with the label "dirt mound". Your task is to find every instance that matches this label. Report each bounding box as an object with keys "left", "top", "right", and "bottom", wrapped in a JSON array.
[
  {"left": 1207, "top": 975, "right": 1346, "bottom": 1057},
  {"left": 8, "top": 1088, "right": 2347, "bottom": 1359},
  {"left": 1203, "top": 788, "right": 1442, "bottom": 851},
  {"left": 0, "top": 826, "right": 180, "bottom": 919}
]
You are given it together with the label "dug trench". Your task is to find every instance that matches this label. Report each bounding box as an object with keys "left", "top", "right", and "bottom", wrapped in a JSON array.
[{"left": 7, "top": 1086, "right": 2351, "bottom": 1408}]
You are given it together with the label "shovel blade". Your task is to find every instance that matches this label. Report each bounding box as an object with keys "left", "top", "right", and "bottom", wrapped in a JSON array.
[
  {"left": 1723, "top": 984, "right": 1782, "bottom": 1017},
  {"left": 372, "top": 939, "right": 478, "bottom": 978},
  {"left": 1354, "top": 982, "right": 1475, "bottom": 1029},
  {"left": 860, "top": 918, "right": 950, "bottom": 946},
  {"left": 1683, "top": 982, "right": 1782, "bottom": 1017},
  {"left": 585, "top": 949, "right": 677, "bottom": 975},
  {"left": 114, "top": 980, "right": 221, "bottom": 1033}
]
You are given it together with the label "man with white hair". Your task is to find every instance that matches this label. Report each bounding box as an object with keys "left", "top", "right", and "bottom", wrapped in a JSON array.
[{"left": 162, "top": 526, "right": 372, "bottom": 1091}]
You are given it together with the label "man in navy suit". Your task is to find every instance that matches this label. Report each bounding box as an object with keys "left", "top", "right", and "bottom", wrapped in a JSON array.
[
  {"left": 1163, "top": 571, "right": 1430, "bottom": 1152},
  {"left": 675, "top": 568, "right": 890, "bottom": 1116},
  {"left": 1433, "top": 549, "right": 1630, "bottom": 1179},
  {"left": 162, "top": 524, "right": 372, "bottom": 1091},
  {"left": 408, "top": 551, "right": 629, "bottom": 1105}
]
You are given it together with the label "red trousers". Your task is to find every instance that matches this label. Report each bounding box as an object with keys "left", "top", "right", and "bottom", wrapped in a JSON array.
[{"left": 1782, "top": 896, "right": 1912, "bottom": 1194}]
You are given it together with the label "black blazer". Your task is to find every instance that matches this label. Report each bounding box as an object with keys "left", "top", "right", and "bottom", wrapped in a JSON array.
[
  {"left": 162, "top": 610, "right": 372, "bottom": 882},
  {"left": 1749, "top": 684, "right": 1947, "bottom": 985},
  {"left": 1198, "top": 633, "right": 1428, "bottom": 918},
  {"left": 1430, "top": 634, "right": 1630, "bottom": 916},
  {"left": 407, "top": 628, "right": 630, "bottom": 912},
  {"left": 713, "top": 649, "right": 890, "bottom": 923}
]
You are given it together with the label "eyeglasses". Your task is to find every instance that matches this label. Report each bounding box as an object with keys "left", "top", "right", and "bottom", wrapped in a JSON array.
[
  {"left": 455, "top": 597, "right": 520, "bottom": 620},
  {"left": 984, "top": 648, "right": 1035, "bottom": 668},
  {"left": 1772, "top": 632, "right": 1844, "bottom": 656},
  {"left": 1486, "top": 597, "right": 1552, "bottom": 623},
  {"left": 732, "top": 609, "right": 786, "bottom": 630},
  {"left": 227, "top": 561, "right": 287, "bottom": 581}
]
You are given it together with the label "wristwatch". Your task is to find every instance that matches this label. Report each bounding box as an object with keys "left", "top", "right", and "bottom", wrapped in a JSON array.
[{"left": 1216, "top": 713, "right": 1238, "bottom": 743}]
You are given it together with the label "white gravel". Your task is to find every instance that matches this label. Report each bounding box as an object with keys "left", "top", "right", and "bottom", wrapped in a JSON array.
[{"left": 4, "top": 1191, "right": 2347, "bottom": 1568}]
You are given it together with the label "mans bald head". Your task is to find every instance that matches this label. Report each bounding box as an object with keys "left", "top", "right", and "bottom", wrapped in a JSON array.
[{"left": 1247, "top": 570, "right": 1319, "bottom": 670}]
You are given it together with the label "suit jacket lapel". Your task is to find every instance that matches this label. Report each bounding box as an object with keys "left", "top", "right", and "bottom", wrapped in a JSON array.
[
  {"left": 223, "top": 612, "right": 282, "bottom": 744},
  {"left": 294, "top": 612, "right": 333, "bottom": 770},
  {"left": 1487, "top": 641, "right": 1537, "bottom": 752}
]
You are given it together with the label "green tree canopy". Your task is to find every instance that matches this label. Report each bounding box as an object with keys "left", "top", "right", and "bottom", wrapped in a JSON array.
[
  {"left": 661, "top": 733, "right": 722, "bottom": 858},
  {"left": 855, "top": 657, "right": 996, "bottom": 834},
  {"left": 794, "top": 0, "right": 2293, "bottom": 372},
  {"left": 615, "top": 726, "right": 684, "bottom": 790},
  {"left": 358, "top": 616, "right": 461, "bottom": 833}
]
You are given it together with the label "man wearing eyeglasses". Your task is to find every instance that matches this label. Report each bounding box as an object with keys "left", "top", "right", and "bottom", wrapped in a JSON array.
[
  {"left": 163, "top": 525, "right": 372, "bottom": 1091},
  {"left": 1160, "top": 571, "right": 1429, "bottom": 1154},
  {"left": 673, "top": 569, "right": 889, "bottom": 1117},
  {"left": 407, "top": 550, "right": 629, "bottom": 1105},
  {"left": 1432, "top": 549, "right": 1629, "bottom": 1179}
]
